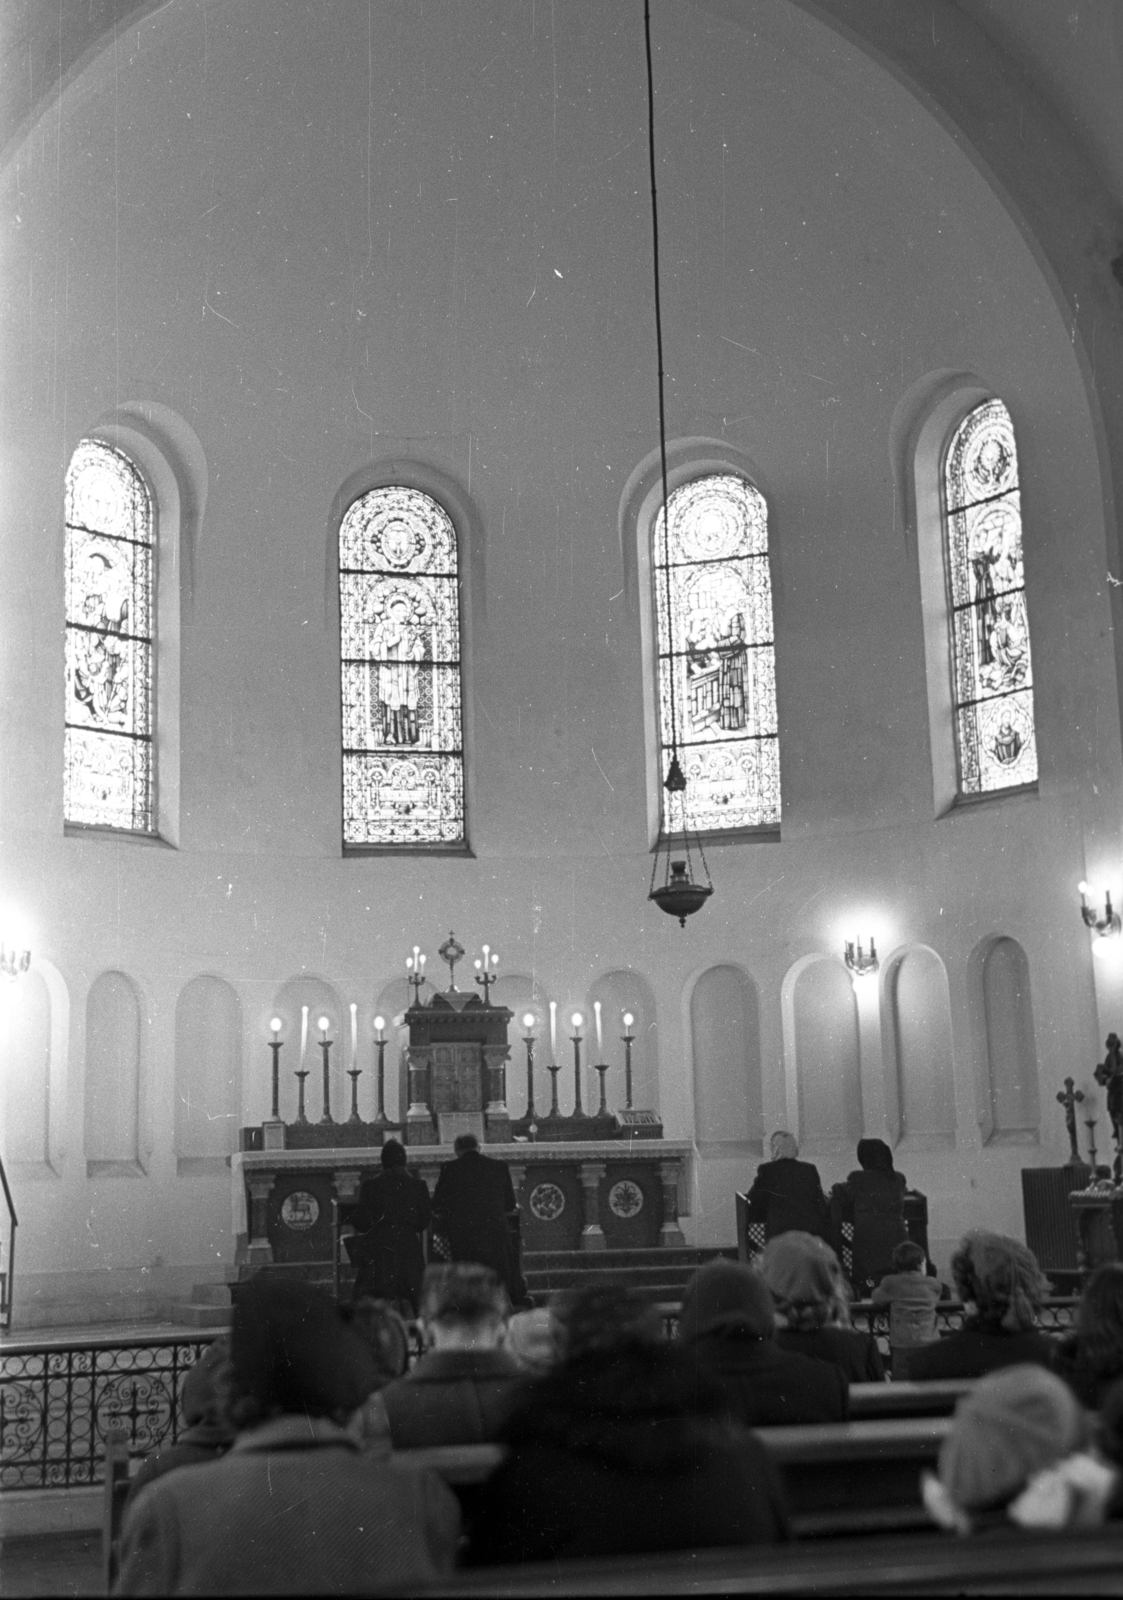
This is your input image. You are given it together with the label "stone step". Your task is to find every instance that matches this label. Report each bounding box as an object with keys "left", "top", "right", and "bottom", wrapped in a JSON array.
[
  {"left": 524, "top": 1264, "right": 705, "bottom": 1293},
  {"left": 523, "top": 1247, "right": 736, "bottom": 1271},
  {"left": 169, "top": 1300, "right": 233, "bottom": 1329}
]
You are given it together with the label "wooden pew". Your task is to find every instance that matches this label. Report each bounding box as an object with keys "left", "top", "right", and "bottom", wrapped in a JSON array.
[
  {"left": 425, "top": 1525, "right": 1123, "bottom": 1596},
  {"left": 397, "top": 1419, "right": 950, "bottom": 1540},
  {"left": 848, "top": 1379, "right": 974, "bottom": 1419}
]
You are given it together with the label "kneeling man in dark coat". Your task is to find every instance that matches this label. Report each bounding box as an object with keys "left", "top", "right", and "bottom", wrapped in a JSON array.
[
  {"left": 746, "top": 1131, "right": 831, "bottom": 1242},
  {"left": 678, "top": 1259, "right": 848, "bottom": 1426},
  {"left": 432, "top": 1133, "right": 519, "bottom": 1299}
]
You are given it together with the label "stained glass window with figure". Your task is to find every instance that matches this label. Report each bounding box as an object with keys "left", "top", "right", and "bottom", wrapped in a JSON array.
[
  {"left": 340, "top": 485, "right": 465, "bottom": 847},
  {"left": 653, "top": 474, "right": 780, "bottom": 833},
  {"left": 944, "top": 400, "right": 1037, "bottom": 796},
  {"left": 64, "top": 439, "right": 155, "bottom": 832}
]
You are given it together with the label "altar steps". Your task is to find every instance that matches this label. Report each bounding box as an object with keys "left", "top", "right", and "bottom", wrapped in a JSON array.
[{"left": 522, "top": 1246, "right": 737, "bottom": 1306}]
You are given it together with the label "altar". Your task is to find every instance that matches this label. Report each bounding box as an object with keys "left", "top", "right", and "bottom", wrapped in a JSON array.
[{"left": 231, "top": 1141, "right": 692, "bottom": 1272}]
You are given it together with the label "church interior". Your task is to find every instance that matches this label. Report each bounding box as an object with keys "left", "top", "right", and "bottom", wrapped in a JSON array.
[{"left": 4, "top": 0, "right": 1123, "bottom": 1587}]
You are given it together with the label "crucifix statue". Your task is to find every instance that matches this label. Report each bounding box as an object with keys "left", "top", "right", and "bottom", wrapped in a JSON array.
[
  {"left": 1093, "top": 1033, "right": 1123, "bottom": 1182},
  {"left": 1055, "top": 1076, "right": 1085, "bottom": 1166}
]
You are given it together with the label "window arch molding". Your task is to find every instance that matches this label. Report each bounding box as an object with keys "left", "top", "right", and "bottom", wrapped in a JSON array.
[
  {"left": 620, "top": 438, "right": 781, "bottom": 847},
  {"left": 65, "top": 403, "right": 205, "bottom": 846},
  {"left": 895, "top": 372, "right": 1040, "bottom": 816},
  {"left": 328, "top": 460, "right": 481, "bottom": 855}
]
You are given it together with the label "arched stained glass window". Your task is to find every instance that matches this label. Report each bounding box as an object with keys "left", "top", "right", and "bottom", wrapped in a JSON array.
[
  {"left": 339, "top": 485, "right": 465, "bottom": 847},
  {"left": 654, "top": 473, "right": 780, "bottom": 833},
  {"left": 64, "top": 439, "right": 155, "bottom": 832},
  {"left": 944, "top": 400, "right": 1037, "bottom": 795}
]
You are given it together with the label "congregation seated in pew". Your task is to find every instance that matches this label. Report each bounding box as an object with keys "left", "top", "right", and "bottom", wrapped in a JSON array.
[
  {"left": 461, "top": 1281, "right": 791, "bottom": 1567},
  {"left": 908, "top": 1231, "right": 1057, "bottom": 1382},
  {"left": 372, "top": 1263, "right": 526, "bottom": 1449},
  {"left": 759, "top": 1230, "right": 887, "bottom": 1383},
  {"left": 677, "top": 1258, "right": 849, "bottom": 1425}
]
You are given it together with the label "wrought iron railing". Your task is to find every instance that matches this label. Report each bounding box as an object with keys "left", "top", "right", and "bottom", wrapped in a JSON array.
[
  {"left": 0, "top": 1333, "right": 216, "bottom": 1492},
  {"left": 0, "top": 1155, "right": 17, "bottom": 1334}
]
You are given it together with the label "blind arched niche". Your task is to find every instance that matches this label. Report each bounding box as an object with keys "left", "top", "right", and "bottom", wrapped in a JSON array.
[
  {"left": 884, "top": 946, "right": 956, "bottom": 1148},
  {"left": 789, "top": 957, "right": 862, "bottom": 1151},
  {"left": 977, "top": 936, "right": 1040, "bottom": 1144},
  {"left": 690, "top": 964, "right": 763, "bottom": 1150},
  {"left": 85, "top": 971, "right": 143, "bottom": 1177},
  {"left": 174, "top": 976, "right": 242, "bottom": 1175}
]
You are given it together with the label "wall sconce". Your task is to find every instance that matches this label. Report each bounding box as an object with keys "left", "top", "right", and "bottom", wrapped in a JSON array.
[
  {"left": 844, "top": 938, "right": 879, "bottom": 981},
  {"left": 0, "top": 940, "right": 30, "bottom": 983},
  {"left": 1080, "top": 882, "right": 1121, "bottom": 954}
]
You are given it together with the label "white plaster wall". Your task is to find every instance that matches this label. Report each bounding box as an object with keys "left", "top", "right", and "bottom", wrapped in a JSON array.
[{"left": 0, "top": 0, "right": 1120, "bottom": 1322}]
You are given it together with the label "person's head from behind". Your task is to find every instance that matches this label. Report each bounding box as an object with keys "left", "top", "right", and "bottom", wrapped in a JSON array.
[
  {"left": 892, "top": 1240, "right": 927, "bottom": 1275},
  {"left": 759, "top": 1231, "right": 850, "bottom": 1331},
  {"left": 951, "top": 1231, "right": 1049, "bottom": 1333},
  {"left": 857, "top": 1137, "right": 894, "bottom": 1173},
  {"left": 380, "top": 1137, "right": 407, "bottom": 1170},
  {"left": 346, "top": 1296, "right": 411, "bottom": 1383},
  {"left": 227, "top": 1277, "right": 377, "bottom": 1433},
  {"left": 677, "top": 1261, "right": 775, "bottom": 1346},
  {"left": 770, "top": 1130, "right": 799, "bottom": 1161},
  {"left": 1075, "top": 1263, "right": 1123, "bottom": 1377},
  {"left": 923, "top": 1365, "right": 1090, "bottom": 1533},
  {"left": 181, "top": 1336, "right": 234, "bottom": 1439},
  {"left": 505, "top": 1307, "right": 560, "bottom": 1374},
  {"left": 552, "top": 1280, "right": 663, "bottom": 1363},
  {"left": 419, "top": 1262, "right": 508, "bottom": 1351},
  {"left": 453, "top": 1132, "right": 480, "bottom": 1156}
]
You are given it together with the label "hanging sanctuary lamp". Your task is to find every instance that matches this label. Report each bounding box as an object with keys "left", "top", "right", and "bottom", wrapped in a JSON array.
[{"left": 642, "top": 0, "right": 714, "bottom": 929}]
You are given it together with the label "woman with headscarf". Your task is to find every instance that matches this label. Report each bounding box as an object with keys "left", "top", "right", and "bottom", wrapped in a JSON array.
[
  {"left": 909, "top": 1231, "right": 1056, "bottom": 1381},
  {"left": 759, "top": 1231, "right": 885, "bottom": 1383},
  {"left": 830, "top": 1137, "right": 909, "bottom": 1294},
  {"left": 347, "top": 1138, "right": 432, "bottom": 1317}
]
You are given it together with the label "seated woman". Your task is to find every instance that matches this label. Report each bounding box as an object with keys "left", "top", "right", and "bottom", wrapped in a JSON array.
[
  {"left": 908, "top": 1231, "right": 1055, "bottom": 1381},
  {"left": 829, "top": 1138, "right": 908, "bottom": 1295},
  {"left": 1054, "top": 1263, "right": 1123, "bottom": 1409},
  {"left": 923, "top": 1365, "right": 1115, "bottom": 1534},
  {"left": 758, "top": 1231, "right": 885, "bottom": 1383},
  {"left": 464, "top": 1282, "right": 789, "bottom": 1566},
  {"left": 678, "top": 1259, "right": 848, "bottom": 1424}
]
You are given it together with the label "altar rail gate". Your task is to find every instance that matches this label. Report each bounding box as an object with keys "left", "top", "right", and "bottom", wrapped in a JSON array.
[{"left": 0, "top": 1298, "right": 1080, "bottom": 1494}]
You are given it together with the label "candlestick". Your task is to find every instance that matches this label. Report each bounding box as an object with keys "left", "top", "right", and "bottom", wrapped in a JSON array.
[
  {"left": 268, "top": 1017, "right": 283, "bottom": 1120},
  {"left": 350, "top": 1002, "right": 358, "bottom": 1075},
  {"left": 594, "top": 1061, "right": 610, "bottom": 1116},
  {"left": 622, "top": 1012, "right": 636, "bottom": 1111},
  {"left": 347, "top": 1067, "right": 363, "bottom": 1123},
  {"left": 294, "top": 1068, "right": 310, "bottom": 1124},
  {"left": 300, "top": 1004, "right": 309, "bottom": 1081},
  {"left": 522, "top": 1012, "right": 537, "bottom": 1120},
  {"left": 1086, "top": 1114, "right": 1100, "bottom": 1174},
  {"left": 475, "top": 946, "right": 499, "bottom": 1003},
  {"left": 318, "top": 1015, "right": 334, "bottom": 1125},
  {"left": 373, "top": 1015, "right": 388, "bottom": 1123},
  {"left": 594, "top": 1001, "right": 603, "bottom": 1054},
  {"left": 570, "top": 1013, "right": 584, "bottom": 1118},
  {"left": 547, "top": 1061, "right": 561, "bottom": 1118}
]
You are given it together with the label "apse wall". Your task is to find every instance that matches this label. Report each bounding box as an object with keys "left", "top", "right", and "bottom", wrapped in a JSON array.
[{"left": 0, "top": 0, "right": 1120, "bottom": 1321}]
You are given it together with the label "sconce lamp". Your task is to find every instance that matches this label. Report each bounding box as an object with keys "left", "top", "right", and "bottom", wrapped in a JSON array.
[
  {"left": 844, "top": 938, "right": 879, "bottom": 981},
  {"left": 1080, "top": 882, "right": 1121, "bottom": 952},
  {"left": 0, "top": 931, "right": 30, "bottom": 983}
]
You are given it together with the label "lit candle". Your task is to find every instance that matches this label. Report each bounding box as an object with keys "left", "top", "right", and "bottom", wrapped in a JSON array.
[
  {"left": 318, "top": 1014, "right": 330, "bottom": 1040},
  {"left": 523, "top": 1012, "right": 536, "bottom": 1033},
  {"left": 300, "top": 1004, "right": 309, "bottom": 1072},
  {"left": 594, "top": 1001, "right": 603, "bottom": 1054},
  {"left": 571, "top": 1011, "right": 583, "bottom": 1036},
  {"left": 623, "top": 1011, "right": 634, "bottom": 1032},
  {"left": 549, "top": 1001, "right": 557, "bottom": 1061},
  {"left": 350, "top": 1002, "right": 358, "bottom": 1070},
  {"left": 270, "top": 1016, "right": 282, "bottom": 1037},
  {"left": 374, "top": 1014, "right": 386, "bottom": 1040}
]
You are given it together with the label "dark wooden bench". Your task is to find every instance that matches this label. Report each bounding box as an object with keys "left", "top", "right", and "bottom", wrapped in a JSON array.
[
  {"left": 398, "top": 1418, "right": 950, "bottom": 1540},
  {"left": 424, "top": 1525, "right": 1123, "bottom": 1595},
  {"left": 848, "top": 1378, "right": 974, "bottom": 1418}
]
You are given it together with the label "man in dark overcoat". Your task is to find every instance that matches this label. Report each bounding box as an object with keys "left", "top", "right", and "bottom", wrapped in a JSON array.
[
  {"left": 348, "top": 1138, "right": 432, "bottom": 1315},
  {"left": 746, "top": 1131, "right": 831, "bottom": 1243},
  {"left": 432, "top": 1132, "right": 519, "bottom": 1300}
]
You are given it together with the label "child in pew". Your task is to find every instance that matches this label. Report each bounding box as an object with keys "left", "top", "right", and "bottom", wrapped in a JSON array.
[{"left": 871, "top": 1240, "right": 946, "bottom": 1380}]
